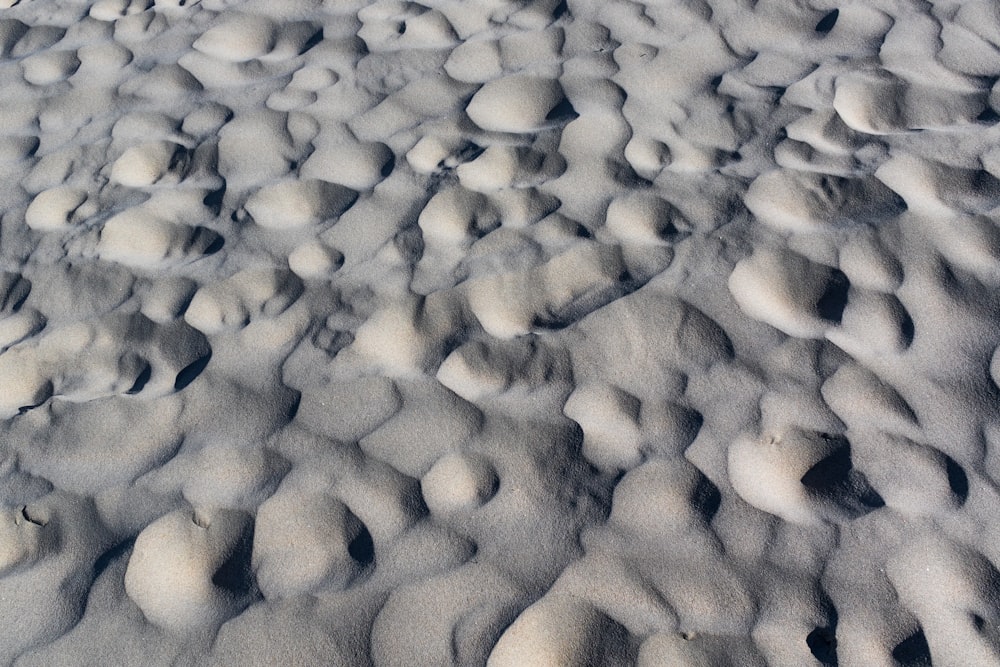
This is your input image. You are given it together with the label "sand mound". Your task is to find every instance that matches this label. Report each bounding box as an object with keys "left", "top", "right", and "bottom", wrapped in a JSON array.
[{"left": 3, "top": 0, "right": 1000, "bottom": 664}]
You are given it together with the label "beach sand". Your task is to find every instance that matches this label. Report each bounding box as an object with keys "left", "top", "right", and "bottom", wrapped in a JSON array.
[{"left": 1, "top": 0, "right": 1000, "bottom": 664}]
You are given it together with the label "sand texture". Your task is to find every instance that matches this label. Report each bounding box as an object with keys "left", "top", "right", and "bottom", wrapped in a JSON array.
[{"left": 1, "top": 0, "right": 1000, "bottom": 665}]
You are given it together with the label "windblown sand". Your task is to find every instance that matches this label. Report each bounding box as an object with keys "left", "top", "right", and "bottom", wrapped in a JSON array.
[{"left": 1, "top": 0, "right": 999, "bottom": 664}]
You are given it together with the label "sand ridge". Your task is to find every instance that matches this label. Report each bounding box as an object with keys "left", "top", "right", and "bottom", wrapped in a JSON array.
[{"left": 0, "top": 0, "right": 1000, "bottom": 664}]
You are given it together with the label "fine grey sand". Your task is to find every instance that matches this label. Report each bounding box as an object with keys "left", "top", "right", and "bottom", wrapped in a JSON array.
[{"left": 2, "top": 0, "right": 1000, "bottom": 665}]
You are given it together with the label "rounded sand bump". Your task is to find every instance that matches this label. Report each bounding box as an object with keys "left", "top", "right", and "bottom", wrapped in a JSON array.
[
  {"left": 118, "top": 63, "right": 204, "bottom": 102},
  {"left": 370, "top": 560, "right": 517, "bottom": 666},
  {"left": 111, "top": 111, "right": 179, "bottom": 143},
  {"left": 193, "top": 14, "right": 277, "bottom": 63},
  {"left": 21, "top": 49, "right": 79, "bottom": 86},
  {"left": 445, "top": 39, "right": 502, "bottom": 83},
  {"left": 829, "top": 289, "right": 913, "bottom": 356},
  {"left": 350, "top": 298, "right": 439, "bottom": 372},
  {"left": 140, "top": 277, "right": 197, "bottom": 323},
  {"left": 418, "top": 188, "right": 498, "bottom": 244},
  {"left": 421, "top": 452, "right": 497, "bottom": 516},
  {"left": 488, "top": 594, "right": 632, "bottom": 666},
  {"left": 76, "top": 40, "right": 133, "bottom": 75},
  {"left": 266, "top": 89, "right": 315, "bottom": 114},
  {"left": 110, "top": 141, "right": 190, "bottom": 188},
  {"left": 624, "top": 136, "right": 670, "bottom": 180},
  {"left": 0, "top": 136, "right": 38, "bottom": 165},
  {"left": 0, "top": 503, "right": 57, "bottom": 577},
  {"left": 301, "top": 140, "right": 393, "bottom": 190},
  {"left": 0, "top": 350, "right": 52, "bottom": 418},
  {"left": 406, "top": 136, "right": 453, "bottom": 174},
  {"left": 832, "top": 69, "right": 907, "bottom": 135},
  {"left": 605, "top": 192, "right": 684, "bottom": 245},
  {"left": 0, "top": 309, "right": 45, "bottom": 350},
  {"left": 744, "top": 170, "right": 838, "bottom": 233},
  {"left": 888, "top": 538, "right": 1000, "bottom": 665},
  {"left": 436, "top": 342, "right": 510, "bottom": 402},
  {"left": 0, "top": 272, "right": 31, "bottom": 315},
  {"left": 182, "top": 444, "right": 286, "bottom": 511},
  {"left": 466, "top": 74, "right": 570, "bottom": 133},
  {"left": 610, "top": 460, "right": 718, "bottom": 536},
  {"left": 252, "top": 491, "right": 368, "bottom": 599},
  {"left": 89, "top": 0, "right": 151, "bottom": 21},
  {"left": 563, "top": 382, "right": 643, "bottom": 471},
  {"left": 820, "top": 363, "right": 917, "bottom": 435},
  {"left": 991, "top": 345, "right": 1000, "bottom": 389},
  {"left": 359, "top": 5, "right": 456, "bottom": 51},
  {"left": 290, "top": 66, "right": 338, "bottom": 91},
  {"left": 728, "top": 247, "right": 844, "bottom": 338},
  {"left": 98, "top": 209, "right": 221, "bottom": 268},
  {"left": 838, "top": 234, "right": 903, "bottom": 292},
  {"left": 288, "top": 241, "right": 343, "bottom": 279},
  {"left": 727, "top": 428, "right": 845, "bottom": 525},
  {"left": 184, "top": 268, "right": 304, "bottom": 334},
  {"left": 245, "top": 179, "right": 357, "bottom": 230},
  {"left": 181, "top": 102, "right": 232, "bottom": 137},
  {"left": 856, "top": 435, "right": 964, "bottom": 517},
  {"left": 25, "top": 187, "right": 86, "bottom": 231},
  {"left": 456, "top": 145, "right": 564, "bottom": 192},
  {"left": 926, "top": 215, "right": 1000, "bottom": 280},
  {"left": 124, "top": 508, "right": 256, "bottom": 632}
]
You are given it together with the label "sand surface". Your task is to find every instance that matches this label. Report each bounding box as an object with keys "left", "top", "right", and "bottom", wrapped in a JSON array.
[{"left": 1, "top": 0, "right": 1000, "bottom": 664}]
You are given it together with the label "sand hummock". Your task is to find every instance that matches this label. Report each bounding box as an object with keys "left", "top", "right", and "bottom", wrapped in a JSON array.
[{"left": 1, "top": 0, "right": 1000, "bottom": 665}]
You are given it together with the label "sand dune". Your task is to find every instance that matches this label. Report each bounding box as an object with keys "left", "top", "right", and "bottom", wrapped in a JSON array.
[{"left": 1, "top": 0, "right": 1000, "bottom": 664}]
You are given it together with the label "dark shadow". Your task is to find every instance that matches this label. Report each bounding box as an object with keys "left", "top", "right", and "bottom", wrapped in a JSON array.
[
  {"left": 807, "top": 625, "right": 838, "bottom": 665},
  {"left": 892, "top": 629, "right": 932, "bottom": 666},
  {"left": 393, "top": 224, "right": 424, "bottom": 264},
  {"left": 312, "top": 327, "right": 354, "bottom": 359},
  {"left": 801, "top": 437, "right": 886, "bottom": 513},
  {"left": 126, "top": 363, "right": 152, "bottom": 395},
  {"left": 531, "top": 278, "right": 637, "bottom": 331},
  {"left": 285, "top": 390, "right": 301, "bottom": 421},
  {"left": 900, "top": 309, "right": 915, "bottom": 348},
  {"left": 816, "top": 269, "right": 850, "bottom": 324},
  {"left": 945, "top": 456, "right": 969, "bottom": 504},
  {"left": 978, "top": 108, "right": 1000, "bottom": 124},
  {"left": 692, "top": 474, "right": 722, "bottom": 523},
  {"left": 544, "top": 97, "right": 578, "bottom": 125},
  {"left": 168, "top": 145, "right": 192, "bottom": 175},
  {"left": 684, "top": 410, "right": 705, "bottom": 443},
  {"left": 17, "top": 383, "right": 50, "bottom": 414},
  {"left": 348, "top": 525, "right": 375, "bottom": 566},
  {"left": 815, "top": 8, "right": 839, "bottom": 33},
  {"left": 174, "top": 351, "right": 211, "bottom": 391},
  {"left": 212, "top": 525, "right": 256, "bottom": 595},
  {"left": 204, "top": 232, "right": 225, "bottom": 255},
  {"left": 93, "top": 538, "right": 135, "bottom": 578},
  {"left": 202, "top": 184, "right": 225, "bottom": 214},
  {"left": 854, "top": 474, "right": 886, "bottom": 509},
  {"left": 24, "top": 136, "right": 40, "bottom": 159},
  {"left": 606, "top": 158, "right": 653, "bottom": 188},
  {"left": 1, "top": 273, "right": 31, "bottom": 312},
  {"left": 380, "top": 154, "right": 395, "bottom": 178},
  {"left": 801, "top": 439, "right": 852, "bottom": 491},
  {"left": 299, "top": 27, "right": 324, "bottom": 55}
]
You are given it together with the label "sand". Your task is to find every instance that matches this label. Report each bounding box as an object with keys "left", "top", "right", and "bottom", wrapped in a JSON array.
[{"left": 0, "top": 0, "right": 999, "bottom": 664}]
